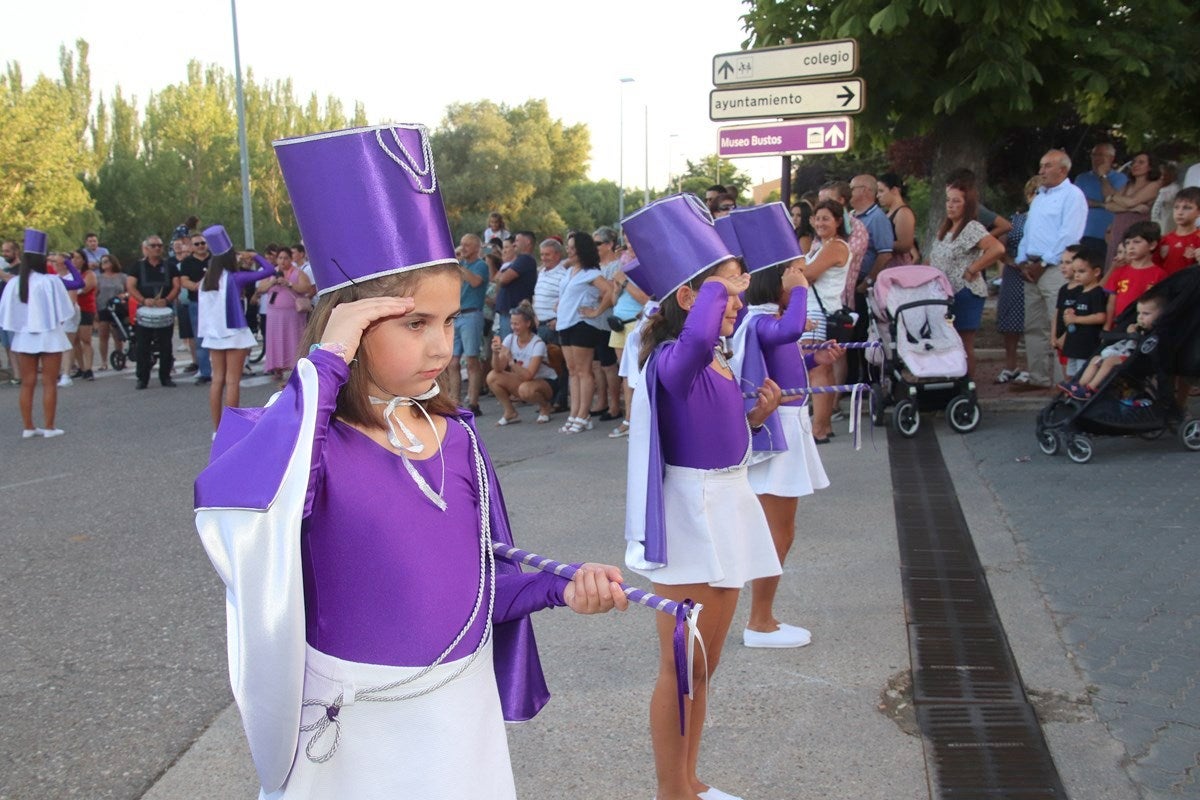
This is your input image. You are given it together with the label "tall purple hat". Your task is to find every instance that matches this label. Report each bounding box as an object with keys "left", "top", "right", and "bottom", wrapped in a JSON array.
[
  {"left": 203, "top": 224, "right": 234, "bottom": 256},
  {"left": 727, "top": 202, "right": 802, "bottom": 273},
  {"left": 713, "top": 215, "right": 742, "bottom": 260},
  {"left": 273, "top": 123, "right": 456, "bottom": 295},
  {"left": 621, "top": 194, "right": 734, "bottom": 300},
  {"left": 23, "top": 228, "right": 48, "bottom": 256}
]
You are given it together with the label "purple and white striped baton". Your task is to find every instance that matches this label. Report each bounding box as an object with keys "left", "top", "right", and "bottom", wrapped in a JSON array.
[
  {"left": 744, "top": 382, "right": 875, "bottom": 449},
  {"left": 492, "top": 543, "right": 702, "bottom": 735},
  {"left": 800, "top": 341, "right": 882, "bottom": 350}
]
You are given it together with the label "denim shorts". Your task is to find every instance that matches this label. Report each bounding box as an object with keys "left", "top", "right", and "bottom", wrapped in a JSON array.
[
  {"left": 453, "top": 311, "right": 484, "bottom": 357},
  {"left": 952, "top": 288, "right": 985, "bottom": 332}
]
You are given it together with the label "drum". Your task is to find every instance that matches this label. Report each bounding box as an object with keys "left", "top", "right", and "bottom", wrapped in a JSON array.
[{"left": 136, "top": 306, "right": 176, "bottom": 329}]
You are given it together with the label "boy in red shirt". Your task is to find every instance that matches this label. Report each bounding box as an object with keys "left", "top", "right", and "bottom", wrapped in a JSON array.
[
  {"left": 1156, "top": 187, "right": 1200, "bottom": 276},
  {"left": 1105, "top": 221, "right": 1166, "bottom": 327}
]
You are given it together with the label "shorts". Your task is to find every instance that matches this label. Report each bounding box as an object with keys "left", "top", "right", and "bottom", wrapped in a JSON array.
[
  {"left": 1066, "top": 357, "right": 1089, "bottom": 377},
  {"left": 609, "top": 319, "right": 638, "bottom": 350},
  {"left": 559, "top": 322, "right": 608, "bottom": 349},
  {"left": 97, "top": 308, "right": 115, "bottom": 324},
  {"left": 78, "top": 310, "right": 95, "bottom": 327},
  {"left": 1100, "top": 339, "right": 1136, "bottom": 360},
  {"left": 453, "top": 311, "right": 484, "bottom": 358},
  {"left": 0, "top": 328, "right": 12, "bottom": 349},
  {"left": 595, "top": 342, "right": 617, "bottom": 367},
  {"left": 952, "top": 288, "right": 985, "bottom": 332}
]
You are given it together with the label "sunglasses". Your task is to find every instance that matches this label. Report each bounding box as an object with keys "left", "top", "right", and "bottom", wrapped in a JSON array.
[
  {"left": 148, "top": 243, "right": 163, "bottom": 248},
  {"left": 192, "top": 241, "right": 207, "bottom": 247},
  {"left": 718, "top": 204, "right": 735, "bottom": 211}
]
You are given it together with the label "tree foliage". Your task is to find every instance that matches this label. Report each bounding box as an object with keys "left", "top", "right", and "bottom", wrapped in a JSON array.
[
  {"left": 677, "top": 154, "right": 751, "bottom": 202},
  {"left": 431, "top": 99, "right": 591, "bottom": 239}
]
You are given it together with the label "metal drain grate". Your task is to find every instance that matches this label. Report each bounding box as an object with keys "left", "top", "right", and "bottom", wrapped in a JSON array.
[{"left": 889, "top": 427, "right": 1068, "bottom": 798}]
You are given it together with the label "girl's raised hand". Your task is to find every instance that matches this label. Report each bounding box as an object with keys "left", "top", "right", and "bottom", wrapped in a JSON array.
[
  {"left": 704, "top": 271, "right": 750, "bottom": 298},
  {"left": 318, "top": 296, "right": 416, "bottom": 362},
  {"left": 563, "top": 563, "right": 630, "bottom": 615},
  {"left": 746, "top": 377, "right": 783, "bottom": 429},
  {"left": 781, "top": 261, "right": 809, "bottom": 291}
]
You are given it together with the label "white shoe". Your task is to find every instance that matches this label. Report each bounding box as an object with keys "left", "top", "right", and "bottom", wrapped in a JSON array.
[
  {"left": 700, "top": 788, "right": 744, "bottom": 800},
  {"left": 57, "top": 375, "right": 73, "bottom": 387},
  {"left": 743, "top": 623, "right": 812, "bottom": 648},
  {"left": 21, "top": 429, "right": 40, "bottom": 439},
  {"left": 38, "top": 428, "right": 65, "bottom": 438}
]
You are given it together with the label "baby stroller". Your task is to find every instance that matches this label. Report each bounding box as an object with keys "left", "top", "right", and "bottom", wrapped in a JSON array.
[
  {"left": 865, "top": 265, "right": 981, "bottom": 437},
  {"left": 1035, "top": 268, "right": 1200, "bottom": 464},
  {"left": 106, "top": 296, "right": 134, "bottom": 371}
]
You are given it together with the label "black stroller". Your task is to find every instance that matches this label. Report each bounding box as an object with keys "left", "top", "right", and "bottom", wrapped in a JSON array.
[
  {"left": 106, "top": 296, "right": 135, "bottom": 371},
  {"left": 1035, "top": 267, "right": 1200, "bottom": 463}
]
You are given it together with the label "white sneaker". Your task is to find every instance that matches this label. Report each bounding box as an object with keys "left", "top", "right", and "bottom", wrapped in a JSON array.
[
  {"left": 38, "top": 428, "right": 65, "bottom": 438},
  {"left": 743, "top": 624, "right": 812, "bottom": 648},
  {"left": 57, "top": 375, "right": 73, "bottom": 387},
  {"left": 699, "top": 788, "right": 744, "bottom": 800},
  {"left": 21, "top": 429, "right": 40, "bottom": 439}
]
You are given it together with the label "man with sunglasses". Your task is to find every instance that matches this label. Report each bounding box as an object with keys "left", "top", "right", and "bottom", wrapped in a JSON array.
[
  {"left": 179, "top": 235, "right": 213, "bottom": 384},
  {"left": 125, "top": 235, "right": 181, "bottom": 389}
]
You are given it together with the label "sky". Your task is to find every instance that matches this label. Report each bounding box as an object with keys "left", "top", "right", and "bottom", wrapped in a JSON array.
[{"left": 5, "top": 0, "right": 785, "bottom": 190}]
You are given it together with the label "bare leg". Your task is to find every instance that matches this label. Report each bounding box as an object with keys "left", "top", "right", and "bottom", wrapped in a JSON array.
[
  {"left": 747, "top": 494, "right": 800, "bottom": 631},
  {"left": 810, "top": 362, "right": 834, "bottom": 439},
  {"left": 446, "top": 355, "right": 462, "bottom": 402},
  {"left": 603, "top": 363, "right": 621, "bottom": 414},
  {"left": 17, "top": 353, "right": 38, "bottom": 430},
  {"left": 960, "top": 331, "right": 977, "bottom": 378},
  {"left": 516, "top": 379, "right": 553, "bottom": 416},
  {"left": 465, "top": 355, "right": 482, "bottom": 407},
  {"left": 209, "top": 349, "right": 227, "bottom": 429},
  {"left": 591, "top": 359, "right": 606, "bottom": 413},
  {"left": 649, "top": 583, "right": 740, "bottom": 800},
  {"left": 1002, "top": 332, "right": 1019, "bottom": 372},
  {"left": 41, "top": 352, "right": 62, "bottom": 428},
  {"left": 486, "top": 370, "right": 522, "bottom": 419},
  {"left": 97, "top": 322, "right": 110, "bottom": 366},
  {"left": 78, "top": 324, "right": 94, "bottom": 373}
]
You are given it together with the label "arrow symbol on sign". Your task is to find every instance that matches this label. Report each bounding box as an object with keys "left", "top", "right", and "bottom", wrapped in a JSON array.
[
  {"left": 837, "top": 85, "right": 856, "bottom": 106},
  {"left": 824, "top": 125, "right": 845, "bottom": 146},
  {"left": 718, "top": 61, "right": 734, "bottom": 80}
]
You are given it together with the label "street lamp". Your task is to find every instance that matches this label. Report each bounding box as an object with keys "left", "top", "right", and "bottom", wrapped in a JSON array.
[
  {"left": 667, "top": 133, "right": 679, "bottom": 195},
  {"left": 230, "top": 0, "right": 254, "bottom": 248},
  {"left": 618, "top": 77, "right": 634, "bottom": 226},
  {"left": 643, "top": 104, "right": 649, "bottom": 205}
]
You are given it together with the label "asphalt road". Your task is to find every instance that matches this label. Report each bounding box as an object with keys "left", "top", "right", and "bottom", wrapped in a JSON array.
[{"left": 2, "top": 356, "right": 1196, "bottom": 799}]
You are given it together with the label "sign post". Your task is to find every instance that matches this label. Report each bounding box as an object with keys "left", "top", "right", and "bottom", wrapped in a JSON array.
[
  {"left": 717, "top": 117, "right": 854, "bottom": 158},
  {"left": 712, "top": 39, "right": 858, "bottom": 86},
  {"left": 709, "top": 79, "right": 864, "bottom": 122}
]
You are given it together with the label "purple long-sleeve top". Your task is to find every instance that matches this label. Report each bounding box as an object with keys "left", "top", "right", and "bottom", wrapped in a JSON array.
[
  {"left": 224, "top": 255, "right": 276, "bottom": 329},
  {"left": 300, "top": 349, "right": 568, "bottom": 667},
  {"left": 59, "top": 261, "right": 85, "bottom": 291},
  {"left": 654, "top": 281, "right": 749, "bottom": 470},
  {"left": 752, "top": 286, "right": 817, "bottom": 403}
]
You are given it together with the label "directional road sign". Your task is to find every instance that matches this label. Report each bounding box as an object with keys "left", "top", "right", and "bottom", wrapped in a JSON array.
[
  {"left": 709, "top": 79, "right": 864, "bottom": 122},
  {"left": 712, "top": 39, "right": 858, "bottom": 86},
  {"left": 716, "top": 117, "right": 854, "bottom": 158}
]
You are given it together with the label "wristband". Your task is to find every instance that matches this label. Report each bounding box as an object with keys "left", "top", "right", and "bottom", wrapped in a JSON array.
[{"left": 310, "top": 342, "right": 350, "bottom": 363}]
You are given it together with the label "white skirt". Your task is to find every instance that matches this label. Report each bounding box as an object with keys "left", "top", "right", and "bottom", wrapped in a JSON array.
[
  {"left": 264, "top": 642, "right": 515, "bottom": 800},
  {"left": 748, "top": 404, "right": 830, "bottom": 498},
  {"left": 63, "top": 307, "right": 81, "bottom": 334},
  {"left": 202, "top": 327, "right": 257, "bottom": 351},
  {"left": 628, "top": 464, "right": 781, "bottom": 588},
  {"left": 11, "top": 328, "right": 72, "bottom": 354}
]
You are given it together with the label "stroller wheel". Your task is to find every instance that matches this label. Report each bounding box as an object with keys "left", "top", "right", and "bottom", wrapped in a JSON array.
[
  {"left": 1066, "top": 435, "right": 1094, "bottom": 464},
  {"left": 110, "top": 350, "right": 126, "bottom": 371},
  {"left": 1036, "top": 428, "right": 1060, "bottom": 456},
  {"left": 1180, "top": 419, "right": 1200, "bottom": 452},
  {"left": 892, "top": 399, "right": 920, "bottom": 438},
  {"left": 946, "top": 395, "right": 981, "bottom": 433}
]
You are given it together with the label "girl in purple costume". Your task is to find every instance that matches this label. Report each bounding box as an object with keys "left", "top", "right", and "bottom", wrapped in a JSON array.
[
  {"left": 632, "top": 260, "right": 783, "bottom": 800},
  {"left": 197, "top": 239, "right": 277, "bottom": 431},
  {"left": 197, "top": 263, "right": 628, "bottom": 799},
  {"left": 734, "top": 262, "right": 843, "bottom": 649}
]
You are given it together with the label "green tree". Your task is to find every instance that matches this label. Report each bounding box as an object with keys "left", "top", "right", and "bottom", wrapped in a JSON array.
[
  {"left": 740, "top": 0, "right": 1200, "bottom": 240},
  {"left": 677, "top": 155, "right": 750, "bottom": 202},
  {"left": 0, "top": 41, "right": 100, "bottom": 247},
  {"left": 431, "top": 99, "right": 590, "bottom": 238}
]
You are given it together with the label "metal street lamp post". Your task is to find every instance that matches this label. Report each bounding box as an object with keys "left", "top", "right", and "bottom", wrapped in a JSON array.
[{"left": 618, "top": 77, "right": 634, "bottom": 225}]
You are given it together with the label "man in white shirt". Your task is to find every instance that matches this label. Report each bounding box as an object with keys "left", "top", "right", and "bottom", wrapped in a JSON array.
[
  {"left": 1013, "top": 149, "right": 1088, "bottom": 389},
  {"left": 533, "top": 237, "right": 568, "bottom": 410}
]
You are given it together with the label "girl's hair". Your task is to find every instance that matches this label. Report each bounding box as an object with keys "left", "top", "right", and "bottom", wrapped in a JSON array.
[
  {"left": 73, "top": 249, "right": 90, "bottom": 270},
  {"left": 878, "top": 172, "right": 908, "bottom": 200},
  {"left": 791, "top": 202, "right": 814, "bottom": 240},
  {"left": 276, "top": 246, "right": 293, "bottom": 259},
  {"left": 184, "top": 215, "right": 201, "bottom": 230},
  {"left": 746, "top": 264, "right": 786, "bottom": 306},
  {"left": 937, "top": 180, "right": 979, "bottom": 241},
  {"left": 201, "top": 249, "right": 238, "bottom": 292},
  {"left": 298, "top": 263, "right": 461, "bottom": 428},
  {"left": 638, "top": 260, "right": 740, "bottom": 367},
  {"left": 18, "top": 252, "right": 48, "bottom": 304},
  {"left": 1131, "top": 151, "right": 1162, "bottom": 182},
  {"left": 510, "top": 301, "right": 537, "bottom": 331},
  {"left": 568, "top": 231, "right": 600, "bottom": 269},
  {"left": 100, "top": 253, "right": 122, "bottom": 273},
  {"left": 812, "top": 199, "right": 849, "bottom": 240}
]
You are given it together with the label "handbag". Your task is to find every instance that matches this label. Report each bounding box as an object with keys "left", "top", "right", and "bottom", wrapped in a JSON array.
[
  {"left": 294, "top": 293, "right": 314, "bottom": 314},
  {"left": 812, "top": 290, "right": 857, "bottom": 343},
  {"left": 604, "top": 281, "right": 636, "bottom": 332}
]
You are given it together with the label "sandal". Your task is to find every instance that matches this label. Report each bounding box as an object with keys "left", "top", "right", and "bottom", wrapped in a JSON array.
[
  {"left": 536, "top": 413, "right": 551, "bottom": 424},
  {"left": 496, "top": 415, "right": 521, "bottom": 427},
  {"left": 560, "top": 417, "right": 580, "bottom": 433},
  {"left": 1009, "top": 370, "right": 1031, "bottom": 385},
  {"left": 995, "top": 369, "right": 1016, "bottom": 384},
  {"left": 608, "top": 421, "right": 630, "bottom": 438}
]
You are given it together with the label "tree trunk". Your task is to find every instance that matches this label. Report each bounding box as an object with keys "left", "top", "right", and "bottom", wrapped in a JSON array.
[{"left": 924, "top": 118, "right": 989, "bottom": 255}]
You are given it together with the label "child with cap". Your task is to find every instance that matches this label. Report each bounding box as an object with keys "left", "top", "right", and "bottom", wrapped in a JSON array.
[{"left": 194, "top": 123, "right": 628, "bottom": 800}]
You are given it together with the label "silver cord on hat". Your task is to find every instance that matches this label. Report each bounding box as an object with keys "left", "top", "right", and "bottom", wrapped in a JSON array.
[{"left": 375, "top": 125, "right": 438, "bottom": 195}]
